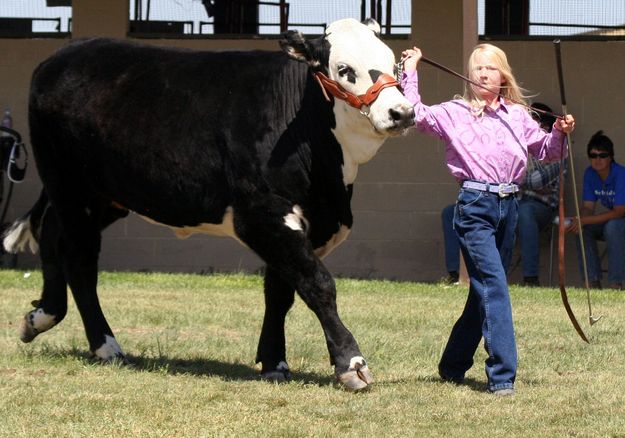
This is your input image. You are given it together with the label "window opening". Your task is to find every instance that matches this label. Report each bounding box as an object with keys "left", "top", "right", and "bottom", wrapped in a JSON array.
[
  {"left": 0, "top": 0, "right": 71, "bottom": 38},
  {"left": 479, "top": 0, "right": 625, "bottom": 39}
]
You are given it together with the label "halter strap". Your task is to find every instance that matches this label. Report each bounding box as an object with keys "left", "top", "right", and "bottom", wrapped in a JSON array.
[{"left": 313, "top": 72, "right": 400, "bottom": 110}]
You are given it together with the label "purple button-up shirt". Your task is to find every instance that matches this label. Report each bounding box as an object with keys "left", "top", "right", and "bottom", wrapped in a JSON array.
[{"left": 402, "top": 70, "right": 567, "bottom": 184}]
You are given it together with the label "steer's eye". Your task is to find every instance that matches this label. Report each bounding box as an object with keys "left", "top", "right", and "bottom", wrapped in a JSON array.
[{"left": 337, "top": 65, "right": 356, "bottom": 84}]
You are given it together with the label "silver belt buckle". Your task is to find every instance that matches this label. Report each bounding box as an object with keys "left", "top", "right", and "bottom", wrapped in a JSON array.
[{"left": 498, "top": 184, "right": 512, "bottom": 198}]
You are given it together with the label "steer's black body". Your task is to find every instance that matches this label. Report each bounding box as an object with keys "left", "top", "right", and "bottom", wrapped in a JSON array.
[
  {"left": 6, "top": 19, "right": 414, "bottom": 390},
  {"left": 32, "top": 39, "right": 350, "bottom": 255}
]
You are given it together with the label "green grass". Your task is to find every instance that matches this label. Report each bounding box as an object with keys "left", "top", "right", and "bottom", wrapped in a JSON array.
[{"left": 1, "top": 269, "right": 624, "bottom": 437}]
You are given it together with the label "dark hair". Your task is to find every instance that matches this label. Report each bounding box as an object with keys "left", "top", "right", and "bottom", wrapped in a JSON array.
[
  {"left": 587, "top": 130, "right": 614, "bottom": 159},
  {"left": 530, "top": 102, "right": 556, "bottom": 132}
]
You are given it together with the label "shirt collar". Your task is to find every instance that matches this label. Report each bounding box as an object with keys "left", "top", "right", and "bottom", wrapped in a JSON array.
[
  {"left": 593, "top": 162, "right": 617, "bottom": 183},
  {"left": 497, "top": 97, "right": 511, "bottom": 113},
  {"left": 483, "top": 96, "right": 510, "bottom": 114}
]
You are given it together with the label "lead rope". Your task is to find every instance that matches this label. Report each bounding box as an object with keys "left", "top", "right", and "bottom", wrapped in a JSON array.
[
  {"left": 399, "top": 54, "right": 564, "bottom": 121},
  {"left": 395, "top": 58, "right": 404, "bottom": 84}
]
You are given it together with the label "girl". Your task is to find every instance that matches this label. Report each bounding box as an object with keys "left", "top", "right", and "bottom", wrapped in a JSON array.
[{"left": 401, "top": 43, "right": 575, "bottom": 395}]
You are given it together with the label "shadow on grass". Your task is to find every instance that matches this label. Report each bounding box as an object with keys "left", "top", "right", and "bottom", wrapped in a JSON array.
[
  {"left": 437, "top": 376, "right": 487, "bottom": 393},
  {"left": 378, "top": 374, "right": 489, "bottom": 393},
  {"left": 23, "top": 346, "right": 335, "bottom": 388},
  {"left": 126, "top": 354, "right": 335, "bottom": 387}
]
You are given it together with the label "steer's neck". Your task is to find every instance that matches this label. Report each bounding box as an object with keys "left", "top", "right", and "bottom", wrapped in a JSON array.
[{"left": 333, "top": 129, "right": 386, "bottom": 185}]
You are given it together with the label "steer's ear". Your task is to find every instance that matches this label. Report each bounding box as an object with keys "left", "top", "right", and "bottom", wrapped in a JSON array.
[
  {"left": 362, "top": 18, "right": 381, "bottom": 36},
  {"left": 280, "top": 30, "right": 321, "bottom": 66}
]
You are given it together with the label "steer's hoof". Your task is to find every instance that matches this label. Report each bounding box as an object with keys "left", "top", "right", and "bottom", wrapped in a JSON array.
[
  {"left": 19, "top": 308, "right": 56, "bottom": 343},
  {"left": 91, "top": 334, "right": 128, "bottom": 364},
  {"left": 19, "top": 315, "right": 39, "bottom": 343},
  {"left": 336, "top": 356, "right": 374, "bottom": 392},
  {"left": 90, "top": 350, "right": 129, "bottom": 365},
  {"left": 260, "top": 361, "right": 291, "bottom": 383}
]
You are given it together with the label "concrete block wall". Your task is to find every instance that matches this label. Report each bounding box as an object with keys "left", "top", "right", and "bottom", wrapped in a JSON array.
[{"left": 1, "top": 0, "right": 623, "bottom": 285}]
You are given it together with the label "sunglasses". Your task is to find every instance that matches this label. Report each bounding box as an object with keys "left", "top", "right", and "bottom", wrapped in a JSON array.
[{"left": 588, "top": 152, "right": 610, "bottom": 159}]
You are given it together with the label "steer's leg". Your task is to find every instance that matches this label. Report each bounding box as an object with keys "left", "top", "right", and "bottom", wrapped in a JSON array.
[
  {"left": 20, "top": 203, "right": 69, "bottom": 343},
  {"left": 235, "top": 200, "right": 373, "bottom": 391},
  {"left": 289, "top": 258, "right": 373, "bottom": 390},
  {"left": 53, "top": 201, "right": 126, "bottom": 362},
  {"left": 256, "top": 266, "right": 295, "bottom": 382}
]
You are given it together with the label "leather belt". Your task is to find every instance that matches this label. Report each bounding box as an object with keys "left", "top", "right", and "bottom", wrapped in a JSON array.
[{"left": 462, "top": 180, "right": 519, "bottom": 198}]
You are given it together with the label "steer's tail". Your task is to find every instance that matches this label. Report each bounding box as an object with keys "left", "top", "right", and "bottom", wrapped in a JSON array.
[{"left": 3, "top": 190, "right": 49, "bottom": 254}]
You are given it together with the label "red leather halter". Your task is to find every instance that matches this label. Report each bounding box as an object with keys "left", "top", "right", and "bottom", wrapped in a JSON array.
[{"left": 313, "top": 71, "right": 400, "bottom": 111}]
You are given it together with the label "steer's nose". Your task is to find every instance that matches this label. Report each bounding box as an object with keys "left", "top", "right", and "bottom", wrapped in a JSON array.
[{"left": 389, "top": 104, "right": 415, "bottom": 128}]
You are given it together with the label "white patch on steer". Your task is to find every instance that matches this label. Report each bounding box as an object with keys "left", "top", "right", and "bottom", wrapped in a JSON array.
[
  {"left": 3, "top": 218, "right": 39, "bottom": 254},
  {"left": 93, "top": 334, "right": 124, "bottom": 361},
  {"left": 314, "top": 225, "right": 350, "bottom": 259},
  {"left": 349, "top": 356, "right": 367, "bottom": 371},
  {"left": 323, "top": 19, "right": 413, "bottom": 185},
  {"left": 29, "top": 308, "right": 56, "bottom": 332},
  {"left": 283, "top": 205, "right": 307, "bottom": 232},
  {"left": 338, "top": 135, "right": 385, "bottom": 184},
  {"left": 139, "top": 206, "right": 245, "bottom": 245},
  {"left": 260, "top": 360, "right": 291, "bottom": 382}
]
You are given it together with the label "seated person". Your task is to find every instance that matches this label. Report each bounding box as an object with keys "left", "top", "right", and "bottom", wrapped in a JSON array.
[
  {"left": 566, "top": 130, "right": 625, "bottom": 290},
  {"left": 517, "top": 103, "right": 563, "bottom": 286}
]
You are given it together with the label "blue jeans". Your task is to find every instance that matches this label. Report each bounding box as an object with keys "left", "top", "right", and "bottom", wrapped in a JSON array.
[
  {"left": 517, "top": 198, "right": 555, "bottom": 278},
  {"left": 439, "top": 188, "right": 518, "bottom": 391},
  {"left": 576, "top": 218, "right": 625, "bottom": 284},
  {"left": 442, "top": 203, "right": 460, "bottom": 273}
]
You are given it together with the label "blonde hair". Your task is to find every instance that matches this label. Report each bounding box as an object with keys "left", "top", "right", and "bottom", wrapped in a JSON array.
[{"left": 460, "top": 43, "right": 531, "bottom": 116}]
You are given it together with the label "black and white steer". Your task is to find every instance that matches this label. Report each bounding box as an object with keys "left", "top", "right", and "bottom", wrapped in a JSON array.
[{"left": 4, "top": 18, "right": 414, "bottom": 390}]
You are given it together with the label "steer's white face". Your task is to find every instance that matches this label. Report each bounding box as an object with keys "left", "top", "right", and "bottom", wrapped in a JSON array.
[
  {"left": 325, "top": 19, "right": 410, "bottom": 135},
  {"left": 323, "top": 18, "right": 414, "bottom": 183}
]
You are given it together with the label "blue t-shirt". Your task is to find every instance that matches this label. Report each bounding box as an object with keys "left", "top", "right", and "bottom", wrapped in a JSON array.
[{"left": 582, "top": 161, "right": 625, "bottom": 209}]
